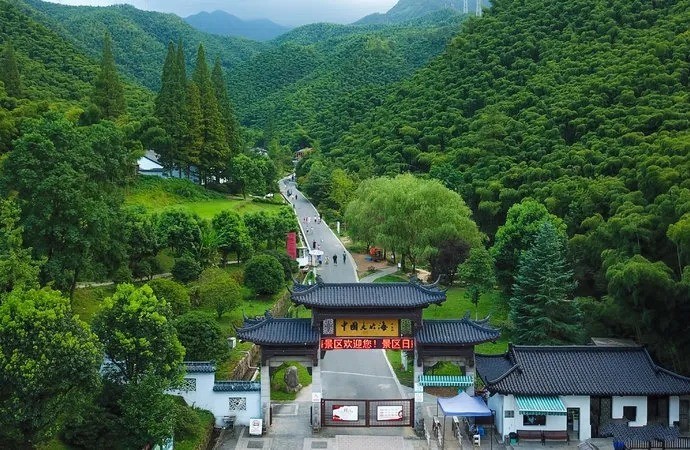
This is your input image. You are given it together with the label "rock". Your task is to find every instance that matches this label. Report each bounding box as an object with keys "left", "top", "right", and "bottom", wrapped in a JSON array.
[{"left": 284, "top": 366, "right": 302, "bottom": 393}]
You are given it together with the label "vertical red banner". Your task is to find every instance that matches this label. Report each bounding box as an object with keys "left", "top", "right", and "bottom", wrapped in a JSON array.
[{"left": 286, "top": 232, "right": 297, "bottom": 259}]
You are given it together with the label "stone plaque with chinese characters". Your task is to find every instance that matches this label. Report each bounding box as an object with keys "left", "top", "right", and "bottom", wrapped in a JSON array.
[{"left": 334, "top": 319, "right": 399, "bottom": 337}]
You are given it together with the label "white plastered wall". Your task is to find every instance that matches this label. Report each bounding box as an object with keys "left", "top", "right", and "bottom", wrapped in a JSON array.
[{"left": 612, "top": 396, "right": 648, "bottom": 427}]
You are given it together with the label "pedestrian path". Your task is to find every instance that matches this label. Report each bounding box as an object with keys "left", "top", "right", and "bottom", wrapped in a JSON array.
[{"left": 359, "top": 265, "right": 399, "bottom": 283}]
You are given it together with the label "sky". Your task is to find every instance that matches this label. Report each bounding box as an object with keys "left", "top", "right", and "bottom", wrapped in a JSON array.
[{"left": 44, "top": 0, "right": 399, "bottom": 26}]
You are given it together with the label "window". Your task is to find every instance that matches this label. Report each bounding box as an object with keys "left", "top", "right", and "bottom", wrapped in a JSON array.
[
  {"left": 229, "top": 397, "right": 247, "bottom": 411},
  {"left": 505, "top": 410, "right": 515, "bottom": 418},
  {"left": 523, "top": 414, "right": 546, "bottom": 426},
  {"left": 178, "top": 378, "right": 196, "bottom": 392},
  {"left": 623, "top": 406, "right": 637, "bottom": 421}
]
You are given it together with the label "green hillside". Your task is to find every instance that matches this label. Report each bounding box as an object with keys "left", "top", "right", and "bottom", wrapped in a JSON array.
[
  {"left": 21, "top": 0, "right": 266, "bottom": 91},
  {"left": 228, "top": 16, "right": 465, "bottom": 143},
  {"left": 314, "top": 0, "right": 690, "bottom": 370}
]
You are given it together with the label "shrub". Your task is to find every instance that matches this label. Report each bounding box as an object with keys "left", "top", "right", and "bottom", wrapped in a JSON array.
[
  {"left": 112, "top": 266, "right": 133, "bottom": 284},
  {"left": 262, "top": 249, "right": 298, "bottom": 280},
  {"left": 148, "top": 278, "right": 191, "bottom": 316},
  {"left": 197, "top": 268, "right": 241, "bottom": 318},
  {"left": 244, "top": 254, "right": 284, "bottom": 295},
  {"left": 172, "top": 256, "right": 202, "bottom": 283},
  {"left": 174, "top": 311, "right": 227, "bottom": 362}
]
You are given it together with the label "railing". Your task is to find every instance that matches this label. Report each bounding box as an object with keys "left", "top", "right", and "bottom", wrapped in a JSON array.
[{"left": 625, "top": 437, "right": 690, "bottom": 450}]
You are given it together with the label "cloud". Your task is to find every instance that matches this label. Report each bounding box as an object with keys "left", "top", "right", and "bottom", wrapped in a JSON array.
[{"left": 44, "top": 0, "right": 398, "bottom": 25}]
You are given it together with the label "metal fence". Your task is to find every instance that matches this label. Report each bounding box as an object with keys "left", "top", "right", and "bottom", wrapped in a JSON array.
[
  {"left": 625, "top": 438, "right": 690, "bottom": 450},
  {"left": 321, "top": 398, "right": 414, "bottom": 427}
]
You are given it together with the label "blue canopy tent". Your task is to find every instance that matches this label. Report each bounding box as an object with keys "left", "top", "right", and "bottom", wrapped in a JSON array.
[{"left": 436, "top": 392, "right": 494, "bottom": 450}]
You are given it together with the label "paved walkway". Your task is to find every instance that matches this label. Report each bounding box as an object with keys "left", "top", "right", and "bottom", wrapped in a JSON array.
[{"left": 358, "top": 266, "right": 399, "bottom": 283}]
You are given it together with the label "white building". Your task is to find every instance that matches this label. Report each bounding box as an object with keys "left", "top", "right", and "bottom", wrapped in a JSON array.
[
  {"left": 167, "top": 362, "right": 262, "bottom": 428},
  {"left": 476, "top": 344, "right": 690, "bottom": 443}
]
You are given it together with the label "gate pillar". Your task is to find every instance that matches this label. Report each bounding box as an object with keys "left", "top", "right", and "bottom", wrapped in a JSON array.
[
  {"left": 261, "top": 364, "right": 270, "bottom": 430},
  {"left": 413, "top": 347, "right": 425, "bottom": 434},
  {"left": 311, "top": 364, "right": 322, "bottom": 430}
]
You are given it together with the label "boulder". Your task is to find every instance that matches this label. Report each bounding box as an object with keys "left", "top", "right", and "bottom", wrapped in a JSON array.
[{"left": 284, "top": 365, "right": 302, "bottom": 393}]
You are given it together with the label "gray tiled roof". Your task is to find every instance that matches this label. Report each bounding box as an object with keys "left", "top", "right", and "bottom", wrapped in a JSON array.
[
  {"left": 476, "top": 345, "right": 690, "bottom": 396},
  {"left": 417, "top": 317, "right": 500, "bottom": 345},
  {"left": 291, "top": 281, "right": 446, "bottom": 309},
  {"left": 236, "top": 317, "right": 318, "bottom": 346},
  {"left": 184, "top": 361, "right": 216, "bottom": 373},
  {"left": 213, "top": 381, "right": 261, "bottom": 392}
]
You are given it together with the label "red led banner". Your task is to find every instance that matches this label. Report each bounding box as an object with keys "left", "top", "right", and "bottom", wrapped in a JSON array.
[{"left": 320, "top": 337, "right": 414, "bottom": 350}]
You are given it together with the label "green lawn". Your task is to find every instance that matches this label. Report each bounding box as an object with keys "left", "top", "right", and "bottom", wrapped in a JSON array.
[
  {"left": 270, "top": 362, "right": 312, "bottom": 401},
  {"left": 125, "top": 175, "right": 286, "bottom": 220},
  {"left": 373, "top": 273, "right": 408, "bottom": 283},
  {"left": 72, "top": 285, "right": 117, "bottom": 323}
]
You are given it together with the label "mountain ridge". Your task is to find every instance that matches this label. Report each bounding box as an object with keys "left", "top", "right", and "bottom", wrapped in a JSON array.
[{"left": 184, "top": 10, "right": 290, "bottom": 42}]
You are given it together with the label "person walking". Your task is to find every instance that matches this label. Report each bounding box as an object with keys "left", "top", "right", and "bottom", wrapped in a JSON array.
[
  {"left": 312, "top": 240, "right": 316, "bottom": 250},
  {"left": 342, "top": 251, "right": 346, "bottom": 263},
  {"left": 333, "top": 254, "right": 338, "bottom": 265}
]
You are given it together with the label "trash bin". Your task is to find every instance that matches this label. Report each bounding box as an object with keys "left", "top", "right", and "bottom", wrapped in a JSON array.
[{"left": 509, "top": 432, "right": 518, "bottom": 445}]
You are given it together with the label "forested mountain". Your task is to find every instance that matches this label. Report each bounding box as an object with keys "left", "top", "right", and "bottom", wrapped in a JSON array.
[
  {"left": 228, "top": 15, "right": 465, "bottom": 145},
  {"left": 313, "top": 0, "right": 690, "bottom": 370},
  {"left": 20, "top": 0, "right": 266, "bottom": 91},
  {"left": 184, "top": 10, "right": 290, "bottom": 42},
  {"left": 0, "top": 0, "right": 149, "bottom": 109},
  {"left": 355, "top": 0, "right": 488, "bottom": 25}
]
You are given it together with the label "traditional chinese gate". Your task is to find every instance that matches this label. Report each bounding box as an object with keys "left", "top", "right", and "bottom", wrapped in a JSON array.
[{"left": 321, "top": 398, "right": 414, "bottom": 427}]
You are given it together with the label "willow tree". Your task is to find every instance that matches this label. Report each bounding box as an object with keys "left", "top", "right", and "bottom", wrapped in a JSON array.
[{"left": 345, "top": 174, "right": 482, "bottom": 271}]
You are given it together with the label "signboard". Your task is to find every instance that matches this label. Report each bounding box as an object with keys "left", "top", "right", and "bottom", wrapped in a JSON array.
[
  {"left": 286, "top": 232, "right": 297, "bottom": 259},
  {"left": 335, "top": 319, "right": 399, "bottom": 337},
  {"left": 377, "top": 405, "right": 404, "bottom": 421},
  {"left": 249, "top": 418, "right": 262, "bottom": 435},
  {"left": 321, "top": 337, "right": 414, "bottom": 350},
  {"left": 312, "top": 392, "right": 322, "bottom": 403},
  {"left": 415, "top": 392, "right": 424, "bottom": 403},
  {"left": 332, "top": 405, "right": 359, "bottom": 421}
]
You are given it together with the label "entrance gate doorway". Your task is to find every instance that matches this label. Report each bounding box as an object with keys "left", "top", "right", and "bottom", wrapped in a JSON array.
[{"left": 321, "top": 398, "right": 414, "bottom": 427}]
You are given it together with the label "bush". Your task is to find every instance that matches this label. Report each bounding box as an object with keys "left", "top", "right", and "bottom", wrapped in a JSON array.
[
  {"left": 244, "top": 254, "right": 285, "bottom": 295},
  {"left": 148, "top": 278, "right": 191, "bottom": 316},
  {"left": 174, "top": 311, "right": 227, "bottom": 361},
  {"left": 262, "top": 249, "right": 298, "bottom": 281},
  {"left": 172, "top": 256, "right": 202, "bottom": 283},
  {"left": 112, "top": 266, "right": 133, "bottom": 284},
  {"left": 197, "top": 268, "right": 241, "bottom": 318}
]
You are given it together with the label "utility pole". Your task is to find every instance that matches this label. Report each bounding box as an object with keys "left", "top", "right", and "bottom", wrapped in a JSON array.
[
  {"left": 475, "top": 0, "right": 482, "bottom": 17},
  {"left": 463, "top": 0, "right": 468, "bottom": 14}
]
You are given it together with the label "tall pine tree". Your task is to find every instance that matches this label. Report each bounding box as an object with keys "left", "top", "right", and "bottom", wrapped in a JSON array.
[
  {"left": 155, "top": 42, "right": 188, "bottom": 171},
  {"left": 93, "top": 32, "right": 125, "bottom": 119},
  {"left": 0, "top": 41, "right": 21, "bottom": 98},
  {"left": 509, "top": 221, "right": 582, "bottom": 344},
  {"left": 192, "top": 45, "right": 228, "bottom": 183},
  {"left": 211, "top": 57, "right": 242, "bottom": 159},
  {"left": 185, "top": 81, "right": 203, "bottom": 177}
]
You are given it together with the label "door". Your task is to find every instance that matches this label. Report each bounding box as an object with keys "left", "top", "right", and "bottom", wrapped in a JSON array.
[
  {"left": 680, "top": 400, "right": 689, "bottom": 432},
  {"left": 567, "top": 408, "right": 580, "bottom": 432}
]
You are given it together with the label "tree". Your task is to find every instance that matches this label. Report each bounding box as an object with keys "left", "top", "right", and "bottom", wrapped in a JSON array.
[
  {"left": 156, "top": 209, "right": 203, "bottom": 257},
  {"left": 92, "top": 284, "right": 184, "bottom": 385},
  {"left": 211, "top": 57, "right": 241, "bottom": 157},
  {"left": 118, "top": 375, "right": 176, "bottom": 450},
  {"left": 212, "top": 210, "right": 252, "bottom": 264},
  {"left": 174, "top": 311, "right": 227, "bottom": 360},
  {"left": 1, "top": 116, "right": 134, "bottom": 296},
  {"left": 244, "top": 211, "right": 274, "bottom": 249},
  {"left": 0, "top": 41, "right": 21, "bottom": 98},
  {"left": 244, "top": 254, "right": 284, "bottom": 295},
  {"left": 171, "top": 256, "right": 202, "bottom": 283},
  {"left": 491, "top": 199, "right": 566, "bottom": 294},
  {"left": 155, "top": 42, "right": 187, "bottom": 171},
  {"left": 231, "top": 154, "right": 262, "bottom": 198},
  {"left": 428, "top": 237, "right": 470, "bottom": 286},
  {"left": 185, "top": 81, "right": 203, "bottom": 176},
  {"left": 192, "top": 44, "right": 228, "bottom": 182},
  {"left": 0, "top": 288, "right": 101, "bottom": 448},
  {"left": 120, "top": 206, "right": 160, "bottom": 279},
  {"left": 92, "top": 32, "right": 125, "bottom": 119},
  {"left": 262, "top": 249, "right": 298, "bottom": 281},
  {"left": 0, "top": 197, "right": 42, "bottom": 297},
  {"left": 197, "top": 267, "right": 241, "bottom": 318},
  {"left": 458, "top": 245, "right": 496, "bottom": 317},
  {"left": 345, "top": 174, "right": 481, "bottom": 271},
  {"left": 147, "top": 278, "right": 190, "bottom": 317},
  {"left": 509, "top": 222, "right": 581, "bottom": 344},
  {"left": 667, "top": 213, "right": 690, "bottom": 276}
]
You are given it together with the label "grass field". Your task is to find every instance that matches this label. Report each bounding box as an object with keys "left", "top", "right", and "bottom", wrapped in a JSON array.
[{"left": 125, "top": 175, "right": 286, "bottom": 220}]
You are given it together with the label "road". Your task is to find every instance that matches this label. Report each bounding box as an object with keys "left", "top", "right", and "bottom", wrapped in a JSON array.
[{"left": 279, "top": 177, "right": 404, "bottom": 400}]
